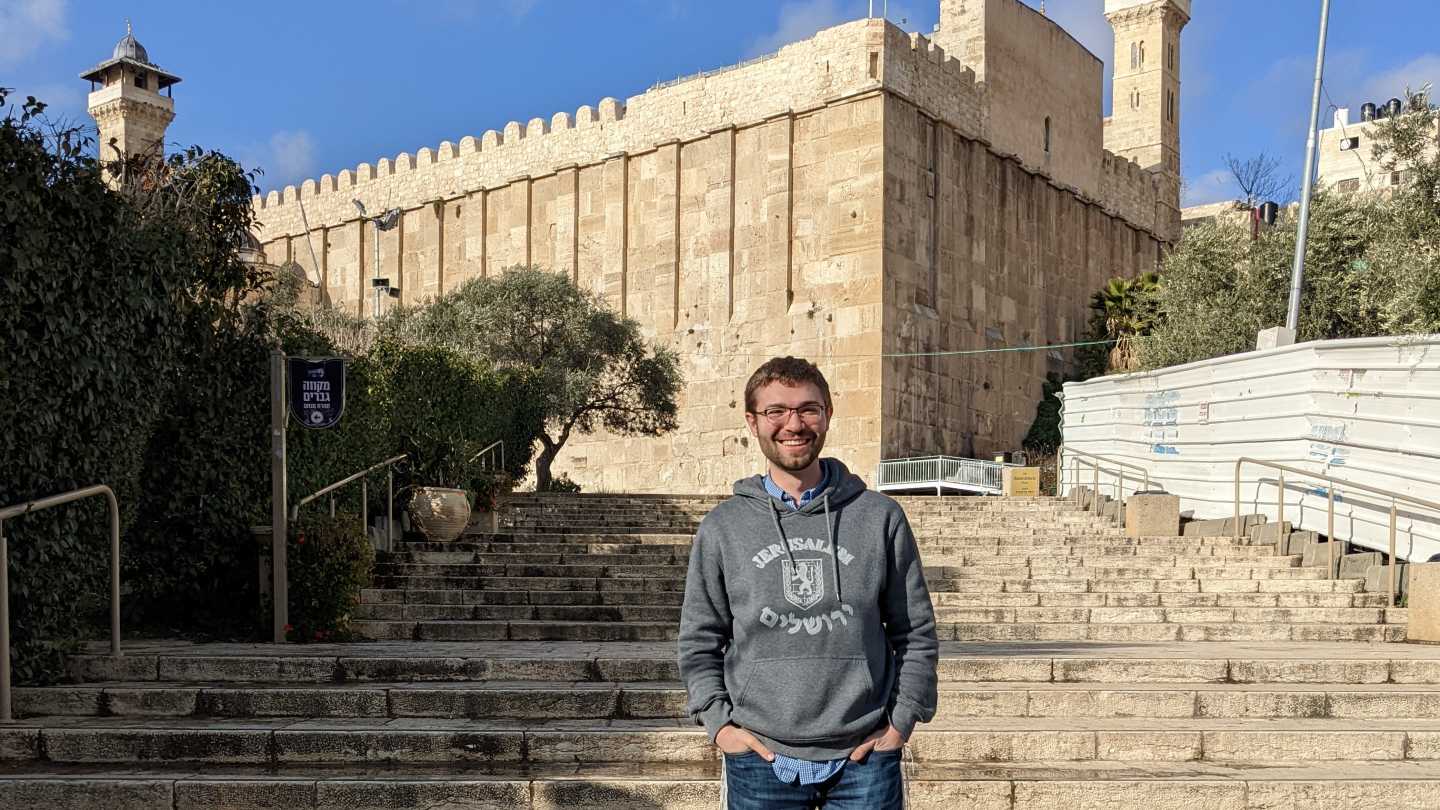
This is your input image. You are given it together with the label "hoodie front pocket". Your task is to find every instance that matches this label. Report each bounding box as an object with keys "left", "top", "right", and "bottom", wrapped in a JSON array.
[{"left": 733, "top": 656, "right": 876, "bottom": 743}]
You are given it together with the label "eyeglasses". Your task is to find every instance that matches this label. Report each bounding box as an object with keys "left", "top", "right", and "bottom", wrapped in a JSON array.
[{"left": 751, "top": 404, "right": 828, "bottom": 425}]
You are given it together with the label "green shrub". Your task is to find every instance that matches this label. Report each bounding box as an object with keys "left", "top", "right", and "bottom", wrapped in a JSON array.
[
  {"left": 374, "top": 342, "right": 543, "bottom": 504},
  {"left": 0, "top": 93, "right": 263, "bottom": 682},
  {"left": 284, "top": 514, "right": 374, "bottom": 643}
]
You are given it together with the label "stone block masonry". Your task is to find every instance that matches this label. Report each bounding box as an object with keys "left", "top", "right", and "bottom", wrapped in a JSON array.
[{"left": 252, "top": 17, "right": 1170, "bottom": 493}]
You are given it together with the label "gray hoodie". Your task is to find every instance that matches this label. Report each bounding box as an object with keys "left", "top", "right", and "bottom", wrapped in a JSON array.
[{"left": 678, "top": 458, "right": 939, "bottom": 761}]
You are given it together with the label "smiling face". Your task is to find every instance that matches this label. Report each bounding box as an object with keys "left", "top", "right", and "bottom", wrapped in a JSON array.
[{"left": 744, "top": 380, "right": 831, "bottom": 474}]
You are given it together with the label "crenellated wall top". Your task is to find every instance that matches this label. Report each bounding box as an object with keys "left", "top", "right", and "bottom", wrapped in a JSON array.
[{"left": 250, "top": 18, "right": 991, "bottom": 239}]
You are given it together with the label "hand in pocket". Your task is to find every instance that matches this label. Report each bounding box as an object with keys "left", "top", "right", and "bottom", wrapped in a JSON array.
[{"left": 715, "top": 724, "right": 775, "bottom": 760}]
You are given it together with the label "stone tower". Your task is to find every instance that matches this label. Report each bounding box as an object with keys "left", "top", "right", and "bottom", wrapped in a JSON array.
[
  {"left": 81, "top": 21, "right": 182, "bottom": 187},
  {"left": 1104, "top": 0, "right": 1189, "bottom": 239}
]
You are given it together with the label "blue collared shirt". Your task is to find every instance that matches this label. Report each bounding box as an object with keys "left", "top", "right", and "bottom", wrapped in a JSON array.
[{"left": 759, "top": 464, "right": 846, "bottom": 785}]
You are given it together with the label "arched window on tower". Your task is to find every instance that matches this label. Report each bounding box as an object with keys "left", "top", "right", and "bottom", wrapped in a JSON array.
[
  {"left": 1139, "top": 41, "right": 1146, "bottom": 67},
  {"left": 1130, "top": 42, "right": 1139, "bottom": 70},
  {"left": 1044, "top": 116, "right": 1052, "bottom": 154}
]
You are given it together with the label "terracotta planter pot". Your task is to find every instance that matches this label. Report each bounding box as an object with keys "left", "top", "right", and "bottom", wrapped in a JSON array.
[{"left": 408, "top": 487, "right": 471, "bottom": 542}]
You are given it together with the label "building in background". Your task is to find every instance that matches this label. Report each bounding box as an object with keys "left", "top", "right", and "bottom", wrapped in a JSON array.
[
  {"left": 1317, "top": 99, "right": 1429, "bottom": 195},
  {"left": 82, "top": 22, "right": 180, "bottom": 189},
  {"left": 240, "top": 0, "right": 1187, "bottom": 492}
]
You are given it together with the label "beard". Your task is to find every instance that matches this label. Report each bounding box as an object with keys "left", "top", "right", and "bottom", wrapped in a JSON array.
[{"left": 757, "top": 426, "right": 827, "bottom": 473}]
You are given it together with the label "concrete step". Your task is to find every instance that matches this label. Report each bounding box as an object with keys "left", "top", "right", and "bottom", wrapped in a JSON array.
[
  {"left": 10, "top": 761, "right": 1440, "bottom": 810},
  {"left": 929, "top": 591, "right": 1388, "bottom": 608},
  {"left": 8, "top": 716, "right": 1440, "bottom": 766},
  {"left": 354, "top": 603, "right": 683, "bottom": 622},
  {"left": 64, "top": 641, "right": 1440, "bottom": 686},
  {"left": 935, "top": 577, "right": 1366, "bottom": 593},
  {"left": 948, "top": 623, "right": 1406, "bottom": 643},
  {"left": 360, "top": 588, "right": 685, "bottom": 607},
  {"left": 21, "top": 680, "right": 1440, "bottom": 722}
]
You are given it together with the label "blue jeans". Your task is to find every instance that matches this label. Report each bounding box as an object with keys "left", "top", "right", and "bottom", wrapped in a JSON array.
[{"left": 723, "top": 749, "right": 904, "bottom": 809}]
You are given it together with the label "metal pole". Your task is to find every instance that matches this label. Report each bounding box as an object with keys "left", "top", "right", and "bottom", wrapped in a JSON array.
[
  {"left": 361, "top": 480, "right": 368, "bottom": 546},
  {"left": 372, "top": 220, "right": 381, "bottom": 320},
  {"left": 387, "top": 468, "right": 395, "bottom": 552},
  {"left": 1119, "top": 470, "right": 1126, "bottom": 529},
  {"left": 1389, "top": 500, "right": 1398, "bottom": 608},
  {"left": 270, "top": 350, "right": 289, "bottom": 643},
  {"left": 1234, "top": 461, "right": 1242, "bottom": 541},
  {"left": 1, "top": 520, "right": 10, "bottom": 723},
  {"left": 1285, "top": 0, "right": 1333, "bottom": 332},
  {"left": 1327, "top": 486, "right": 1336, "bottom": 579},
  {"left": 1092, "top": 464, "right": 1100, "bottom": 515},
  {"left": 1276, "top": 471, "right": 1286, "bottom": 557},
  {"left": 106, "top": 488, "right": 120, "bottom": 656}
]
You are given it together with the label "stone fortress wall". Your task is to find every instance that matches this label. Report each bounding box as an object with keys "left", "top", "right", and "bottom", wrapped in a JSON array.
[{"left": 251, "top": 6, "right": 1174, "bottom": 493}]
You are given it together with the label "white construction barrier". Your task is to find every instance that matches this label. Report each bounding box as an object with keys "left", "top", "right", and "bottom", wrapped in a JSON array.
[{"left": 1060, "top": 335, "right": 1440, "bottom": 562}]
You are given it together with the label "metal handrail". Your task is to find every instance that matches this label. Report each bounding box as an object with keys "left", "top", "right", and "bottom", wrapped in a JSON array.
[
  {"left": 291, "top": 454, "right": 407, "bottom": 550},
  {"left": 1058, "top": 447, "right": 1151, "bottom": 528},
  {"left": 1234, "top": 457, "right": 1440, "bottom": 606},
  {"left": 470, "top": 440, "right": 505, "bottom": 472},
  {"left": 0, "top": 485, "right": 122, "bottom": 723}
]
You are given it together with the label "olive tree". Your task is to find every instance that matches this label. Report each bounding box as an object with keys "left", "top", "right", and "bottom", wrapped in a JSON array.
[{"left": 382, "top": 267, "right": 682, "bottom": 491}]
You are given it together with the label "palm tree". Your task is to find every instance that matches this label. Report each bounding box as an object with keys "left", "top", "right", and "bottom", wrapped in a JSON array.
[{"left": 1090, "top": 271, "right": 1160, "bottom": 372}]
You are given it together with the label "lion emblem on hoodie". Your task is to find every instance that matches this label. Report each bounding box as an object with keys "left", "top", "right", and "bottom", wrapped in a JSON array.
[{"left": 781, "top": 558, "right": 825, "bottom": 610}]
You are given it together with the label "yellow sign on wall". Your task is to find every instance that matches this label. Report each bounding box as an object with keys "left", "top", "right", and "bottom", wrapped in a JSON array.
[{"left": 1003, "top": 467, "right": 1040, "bottom": 497}]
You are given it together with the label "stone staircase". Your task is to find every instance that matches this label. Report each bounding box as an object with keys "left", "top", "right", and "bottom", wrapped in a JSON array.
[{"left": 2, "top": 493, "right": 1437, "bottom": 809}]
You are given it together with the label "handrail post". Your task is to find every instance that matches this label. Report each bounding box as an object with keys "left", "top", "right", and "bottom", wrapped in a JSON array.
[
  {"left": 361, "top": 480, "right": 368, "bottom": 548},
  {"left": 106, "top": 489, "right": 120, "bottom": 657},
  {"left": 1276, "top": 471, "right": 1286, "bottom": 557},
  {"left": 388, "top": 469, "right": 395, "bottom": 551},
  {"left": 270, "top": 349, "right": 289, "bottom": 644},
  {"left": 1092, "top": 463, "right": 1100, "bottom": 515},
  {"left": 1, "top": 519, "right": 10, "bottom": 724},
  {"left": 1233, "top": 460, "right": 1243, "bottom": 541},
  {"left": 1327, "top": 485, "right": 1336, "bottom": 579},
  {"left": 1389, "top": 499, "right": 1398, "bottom": 608},
  {"left": 1118, "top": 470, "right": 1126, "bottom": 529},
  {"left": 1, "top": 484, "right": 124, "bottom": 724}
]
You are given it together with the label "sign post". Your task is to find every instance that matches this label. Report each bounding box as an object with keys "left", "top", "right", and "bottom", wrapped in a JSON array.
[{"left": 270, "top": 349, "right": 289, "bottom": 643}]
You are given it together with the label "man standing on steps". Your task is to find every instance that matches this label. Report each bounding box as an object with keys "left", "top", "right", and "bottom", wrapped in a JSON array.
[{"left": 679, "top": 356, "right": 939, "bottom": 809}]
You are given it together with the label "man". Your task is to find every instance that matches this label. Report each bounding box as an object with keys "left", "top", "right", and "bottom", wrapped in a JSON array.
[{"left": 679, "top": 356, "right": 939, "bottom": 809}]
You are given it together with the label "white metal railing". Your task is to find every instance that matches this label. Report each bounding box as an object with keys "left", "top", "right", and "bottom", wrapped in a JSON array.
[
  {"left": 1, "top": 485, "right": 122, "bottom": 723},
  {"left": 877, "top": 456, "right": 1008, "bottom": 495},
  {"left": 1235, "top": 457, "right": 1440, "bottom": 606}
]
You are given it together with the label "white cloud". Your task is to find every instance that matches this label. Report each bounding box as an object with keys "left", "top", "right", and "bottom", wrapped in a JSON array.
[
  {"left": 1182, "top": 168, "right": 1235, "bottom": 207},
  {"left": 1360, "top": 53, "right": 1440, "bottom": 106},
  {"left": 748, "top": 0, "right": 856, "bottom": 57},
  {"left": 243, "top": 130, "right": 317, "bottom": 192},
  {"left": 0, "top": 0, "right": 68, "bottom": 67}
]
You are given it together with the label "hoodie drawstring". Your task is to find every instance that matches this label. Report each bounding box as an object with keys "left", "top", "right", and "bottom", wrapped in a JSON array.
[
  {"left": 767, "top": 492, "right": 843, "bottom": 608},
  {"left": 823, "top": 493, "right": 841, "bottom": 605}
]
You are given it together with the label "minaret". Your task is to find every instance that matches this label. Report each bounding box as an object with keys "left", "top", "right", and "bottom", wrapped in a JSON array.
[
  {"left": 1104, "top": 0, "right": 1189, "bottom": 239},
  {"left": 81, "top": 21, "right": 182, "bottom": 187}
]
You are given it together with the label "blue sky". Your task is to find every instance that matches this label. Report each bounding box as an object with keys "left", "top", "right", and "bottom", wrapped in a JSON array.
[{"left": 5, "top": 0, "right": 1440, "bottom": 207}]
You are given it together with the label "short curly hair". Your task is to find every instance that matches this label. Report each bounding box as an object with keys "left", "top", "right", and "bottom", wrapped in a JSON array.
[{"left": 744, "top": 356, "right": 833, "bottom": 413}]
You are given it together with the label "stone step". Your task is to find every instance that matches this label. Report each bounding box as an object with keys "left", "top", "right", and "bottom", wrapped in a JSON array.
[
  {"left": 929, "top": 591, "right": 1389, "bottom": 608},
  {"left": 360, "top": 588, "right": 685, "bottom": 607},
  {"left": 935, "top": 576, "right": 1364, "bottom": 593},
  {"left": 948, "top": 623, "right": 1406, "bottom": 643},
  {"left": 354, "top": 603, "right": 683, "bottom": 622},
  {"left": 20, "top": 680, "right": 1440, "bottom": 722},
  {"left": 65, "top": 643, "right": 1440, "bottom": 685},
  {"left": 349, "top": 618, "right": 1406, "bottom": 644},
  {"left": 10, "top": 761, "right": 1440, "bottom": 810},
  {"left": 8, "top": 716, "right": 1440, "bottom": 765}
]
